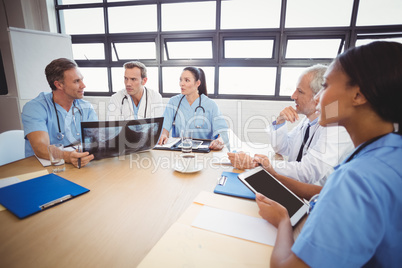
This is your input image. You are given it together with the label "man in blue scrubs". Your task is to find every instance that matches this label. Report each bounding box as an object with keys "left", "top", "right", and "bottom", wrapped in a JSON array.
[{"left": 22, "top": 58, "right": 98, "bottom": 168}]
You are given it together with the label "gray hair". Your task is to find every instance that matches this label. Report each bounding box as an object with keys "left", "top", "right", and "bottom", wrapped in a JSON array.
[
  {"left": 123, "top": 61, "right": 147, "bottom": 79},
  {"left": 301, "top": 64, "right": 328, "bottom": 94}
]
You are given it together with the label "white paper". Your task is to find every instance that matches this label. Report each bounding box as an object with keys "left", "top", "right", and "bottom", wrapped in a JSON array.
[
  {"left": 154, "top": 137, "right": 180, "bottom": 148},
  {"left": 211, "top": 151, "right": 232, "bottom": 165},
  {"left": 191, "top": 206, "right": 277, "bottom": 246},
  {"left": 0, "top": 177, "right": 21, "bottom": 188},
  {"left": 35, "top": 146, "right": 75, "bottom": 167}
]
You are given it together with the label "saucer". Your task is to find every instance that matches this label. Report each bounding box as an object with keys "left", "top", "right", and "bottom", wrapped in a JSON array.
[{"left": 174, "top": 163, "right": 203, "bottom": 173}]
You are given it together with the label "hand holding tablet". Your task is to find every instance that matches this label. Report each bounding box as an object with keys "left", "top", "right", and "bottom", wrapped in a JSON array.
[{"left": 237, "top": 166, "right": 309, "bottom": 226}]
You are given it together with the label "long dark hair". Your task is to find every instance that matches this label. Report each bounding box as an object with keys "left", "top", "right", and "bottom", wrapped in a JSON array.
[
  {"left": 336, "top": 41, "right": 402, "bottom": 135},
  {"left": 183, "top": 67, "right": 207, "bottom": 96}
]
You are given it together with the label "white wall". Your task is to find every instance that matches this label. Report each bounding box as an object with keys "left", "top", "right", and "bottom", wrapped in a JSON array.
[{"left": 0, "top": 0, "right": 57, "bottom": 133}]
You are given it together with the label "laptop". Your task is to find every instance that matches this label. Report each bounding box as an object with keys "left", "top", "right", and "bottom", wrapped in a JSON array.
[{"left": 80, "top": 117, "right": 164, "bottom": 159}]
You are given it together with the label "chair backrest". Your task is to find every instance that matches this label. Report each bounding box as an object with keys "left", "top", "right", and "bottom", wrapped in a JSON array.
[{"left": 0, "top": 130, "right": 25, "bottom": 166}]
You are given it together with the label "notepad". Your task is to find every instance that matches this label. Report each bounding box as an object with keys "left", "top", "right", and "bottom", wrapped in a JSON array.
[{"left": 0, "top": 173, "right": 89, "bottom": 219}]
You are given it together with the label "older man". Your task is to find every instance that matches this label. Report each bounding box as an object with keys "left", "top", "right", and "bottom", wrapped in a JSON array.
[{"left": 229, "top": 65, "right": 353, "bottom": 185}]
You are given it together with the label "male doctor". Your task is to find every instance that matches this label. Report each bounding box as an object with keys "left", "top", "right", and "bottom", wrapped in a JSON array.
[
  {"left": 228, "top": 65, "right": 354, "bottom": 186},
  {"left": 22, "top": 58, "right": 98, "bottom": 168},
  {"left": 108, "top": 61, "right": 163, "bottom": 120}
]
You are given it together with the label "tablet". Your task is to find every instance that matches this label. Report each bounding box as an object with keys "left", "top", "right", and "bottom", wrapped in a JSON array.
[
  {"left": 178, "top": 140, "right": 203, "bottom": 149},
  {"left": 238, "top": 166, "right": 309, "bottom": 226}
]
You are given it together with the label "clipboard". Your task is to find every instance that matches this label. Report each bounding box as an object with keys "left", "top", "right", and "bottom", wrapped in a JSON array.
[
  {"left": 153, "top": 138, "right": 211, "bottom": 153},
  {"left": 0, "top": 173, "right": 89, "bottom": 219},
  {"left": 214, "top": 171, "right": 255, "bottom": 200}
]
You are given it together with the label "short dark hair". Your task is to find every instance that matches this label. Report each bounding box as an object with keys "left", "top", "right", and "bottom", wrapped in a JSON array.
[
  {"left": 45, "top": 58, "right": 78, "bottom": 91},
  {"left": 183, "top": 67, "right": 207, "bottom": 96},
  {"left": 336, "top": 41, "right": 402, "bottom": 134}
]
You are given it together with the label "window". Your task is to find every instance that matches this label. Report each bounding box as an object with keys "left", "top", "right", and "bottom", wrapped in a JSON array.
[
  {"left": 164, "top": 40, "right": 213, "bottom": 60},
  {"left": 285, "top": 0, "right": 354, "bottom": 28},
  {"left": 224, "top": 40, "right": 274, "bottom": 59},
  {"left": 285, "top": 39, "right": 343, "bottom": 59},
  {"left": 112, "top": 42, "right": 156, "bottom": 61},
  {"left": 56, "top": 0, "right": 402, "bottom": 100}
]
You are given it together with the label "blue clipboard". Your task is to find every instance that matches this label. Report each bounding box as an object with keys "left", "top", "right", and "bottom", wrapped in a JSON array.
[
  {"left": 214, "top": 171, "right": 255, "bottom": 200},
  {"left": 0, "top": 173, "right": 89, "bottom": 219}
]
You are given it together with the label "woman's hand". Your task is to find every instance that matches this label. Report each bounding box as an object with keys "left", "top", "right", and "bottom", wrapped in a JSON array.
[
  {"left": 158, "top": 129, "right": 170, "bottom": 145},
  {"left": 256, "top": 193, "right": 290, "bottom": 228},
  {"left": 227, "top": 152, "right": 258, "bottom": 170},
  {"left": 209, "top": 139, "right": 224, "bottom": 151}
]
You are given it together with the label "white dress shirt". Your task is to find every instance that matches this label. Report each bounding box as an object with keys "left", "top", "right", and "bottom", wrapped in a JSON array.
[
  {"left": 268, "top": 117, "right": 354, "bottom": 185},
  {"left": 108, "top": 87, "right": 163, "bottom": 120}
]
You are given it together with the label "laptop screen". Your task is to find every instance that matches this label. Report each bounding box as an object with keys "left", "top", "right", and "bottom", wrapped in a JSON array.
[{"left": 80, "top": 117, "right": 164, "bottom": 160}]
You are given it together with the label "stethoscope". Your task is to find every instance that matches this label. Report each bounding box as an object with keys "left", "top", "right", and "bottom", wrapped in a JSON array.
[
  {"left": 121, "top": 87, "right": 148, "bottom": 118},
  {"left": 172, "top": 94, "right": 206, "bottom": 129},
  {"left": 52, "top": 95, "right": 82, "bottom": 140},
  {"left": 308, "top": 133, "right": 388, "bottom": 215}
]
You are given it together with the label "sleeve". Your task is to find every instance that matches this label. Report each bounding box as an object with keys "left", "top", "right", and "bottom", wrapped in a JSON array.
[
  {"left": 148, "top": 90, "right": 164, "bottom": 118},
  {"left": 274, "top": 126, "right": 353, "bottom": 184},
  {"left": 162, "top": 97, "right": 176, "bottom": 132},
  {"left": 292, "top": 163, "right": 390, "bottom": 267},
  {"left": 107, "top": 92, "right": 123, "bottom": 121},
  {"left": 80, "top": 101, "right": 98, "bottom": 121},
  {"left": 210, "top": 100, "right": 229, "bottom": 143},
  {"left": 269, "top": 121, "right": 301, "bottom": 156},
  {"left": 21, "top": 100, "right": 49, "bottom": 137}
]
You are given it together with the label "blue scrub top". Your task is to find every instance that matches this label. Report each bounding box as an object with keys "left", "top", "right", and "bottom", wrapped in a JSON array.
[
  {"left": 162, "top": 94, "right": 228, "bottom": 143},
  {"left": 22, "top": 92, "right": 98, "bottom": 157},
  {"left": 131, "top": 94, "right": 143, "bottom": 119},
  {"left": 292, "top": 133, "right": 402, "bottom": 267}
]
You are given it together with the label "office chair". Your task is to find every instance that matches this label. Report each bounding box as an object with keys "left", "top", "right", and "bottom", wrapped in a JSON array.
[{"left": 0, "top": 130, "right": 25, "bottom": 166}]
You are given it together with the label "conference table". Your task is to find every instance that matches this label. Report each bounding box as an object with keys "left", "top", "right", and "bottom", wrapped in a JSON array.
[{"left": 0, "top": 145, "right": 280, "bottom": 267}]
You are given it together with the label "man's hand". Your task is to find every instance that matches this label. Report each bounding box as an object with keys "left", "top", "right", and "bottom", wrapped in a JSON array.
[
  {"left": 66, "top": 150, "right": 94, "bottom": 168},
  {"left": 276, "top": 106, "right": 299, "bottom": 125},
  {"left": 227, "top": 152, "right": 258, "bottom": 170},
  {"left": 253, "top": 154, "right": 276, "bottom": 175}
]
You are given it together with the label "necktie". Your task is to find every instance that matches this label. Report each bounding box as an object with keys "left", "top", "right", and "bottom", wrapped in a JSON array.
[{"left": 296, "top": 124, "right": 310, "bottom": 162}]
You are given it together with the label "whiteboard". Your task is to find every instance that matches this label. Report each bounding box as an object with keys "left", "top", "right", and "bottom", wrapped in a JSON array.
[{"left": 8, "top": 27, "right": 73, "bottom": 100}]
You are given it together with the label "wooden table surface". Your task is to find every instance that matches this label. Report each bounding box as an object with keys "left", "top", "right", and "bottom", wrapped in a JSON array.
[{"left": 0, "top": 150, "right": 233, "bottom": 267}]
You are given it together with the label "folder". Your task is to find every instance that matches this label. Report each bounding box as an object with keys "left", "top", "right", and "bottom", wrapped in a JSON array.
[
  {"left": 214, "top": 171, "right": 255, "bottom": 200},
  {"left": 0, "top": 173, "right": 89, "bottom": 219}
]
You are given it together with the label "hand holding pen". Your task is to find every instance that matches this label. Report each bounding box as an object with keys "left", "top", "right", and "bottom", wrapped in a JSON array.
[{"left": 70, "top": 144, "right": 93, "bottom": 169}]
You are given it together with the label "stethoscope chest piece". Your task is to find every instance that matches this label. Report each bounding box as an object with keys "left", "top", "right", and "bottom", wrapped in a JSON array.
[{"left": 173, "top": 94, "right": 206, "bottom": 128}]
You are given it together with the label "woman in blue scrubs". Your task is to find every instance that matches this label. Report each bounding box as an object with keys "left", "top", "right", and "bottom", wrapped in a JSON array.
[
  {"left": 159, "top": 67, "right": 228, "bottom": 150},
  {"left": 255, "top": 41, "right": 402, "bottom": 267}
]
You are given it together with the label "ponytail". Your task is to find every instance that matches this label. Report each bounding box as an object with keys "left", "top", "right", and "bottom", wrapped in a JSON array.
[{"left": 183, "top": 66, "right": 208, "bottom": 96}]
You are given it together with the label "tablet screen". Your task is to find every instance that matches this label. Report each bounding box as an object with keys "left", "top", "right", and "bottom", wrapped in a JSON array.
[{"left": 242, "top": 169, "right": 304, "bottom": 217}]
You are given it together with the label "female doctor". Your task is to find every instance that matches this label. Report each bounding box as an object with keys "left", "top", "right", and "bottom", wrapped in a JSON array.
[
  {"left": 158, "top": 67, "right": 228, "bottom": 150},
  {"left": 255, "top": 41, "right": 402, "bottom": 267}
]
